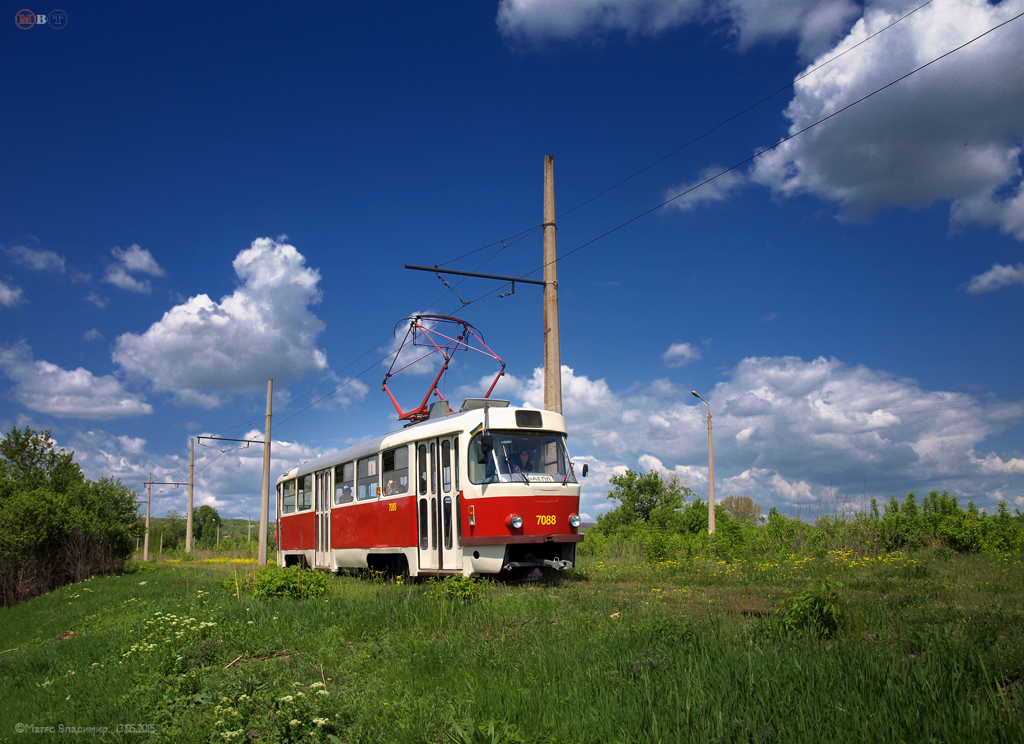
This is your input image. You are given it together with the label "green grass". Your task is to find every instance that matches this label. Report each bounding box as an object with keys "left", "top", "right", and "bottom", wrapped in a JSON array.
[{"left": 1, "top": 550, "right": 1021, "bottom": 743}]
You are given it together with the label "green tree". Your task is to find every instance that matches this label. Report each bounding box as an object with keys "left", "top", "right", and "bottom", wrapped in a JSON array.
[
  {"left": 0, "top": 427, "right": 141, "bottom": 605},
  {"left": 165, "top": 509, "right": 187, "bottom": 549},
  {"left": 195, "top": 504, "right": 221, "bottom": 547},
  {"left": 899, "top": 492, "right": 926, "bottom": 549},
  {"left": 721, "top": 494, "right": 762, "bottom": 524},
  {"left": 0, "top": 426, "right": 83, "bottom": 493},
  {"left": 597, "top": 469, "right": 694, "bottom": 533}
]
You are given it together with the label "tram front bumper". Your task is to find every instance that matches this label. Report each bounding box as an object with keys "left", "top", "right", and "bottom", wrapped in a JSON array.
[{"left": 502, "top": 556, "right": 573, "bottom": 571}]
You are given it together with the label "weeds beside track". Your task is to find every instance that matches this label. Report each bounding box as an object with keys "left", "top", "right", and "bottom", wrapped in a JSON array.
[{"left": 0, "top": 550, "right": 1021, "bottom": 743}]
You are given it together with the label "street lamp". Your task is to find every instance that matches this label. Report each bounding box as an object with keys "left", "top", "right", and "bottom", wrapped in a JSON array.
[{"left": 691, "top": 391, "right": 715, "bottom": 534}]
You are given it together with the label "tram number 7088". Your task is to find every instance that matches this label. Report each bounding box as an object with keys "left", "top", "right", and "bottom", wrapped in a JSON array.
[{"left": 536, "top": 514, "right": 556, "bottom": 526}]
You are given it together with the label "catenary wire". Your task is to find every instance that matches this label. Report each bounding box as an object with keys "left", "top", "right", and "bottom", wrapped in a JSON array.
[
  {"left": 180, "top": 6, "right": 1022, "bottom": 464},
  {"left": 258, "top": 0, "right": 956, "bottom": 418},
  {"left": 428, "top": 0, "right": 937, "bottom": 270},
  {"left": 445, "top": 8, "right": 1024, "bottom": 311}
]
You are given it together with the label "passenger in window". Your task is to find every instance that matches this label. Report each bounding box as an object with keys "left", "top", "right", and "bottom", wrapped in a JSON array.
[{"left": 385, "top": 478, "right": 397, "bottom": 496}]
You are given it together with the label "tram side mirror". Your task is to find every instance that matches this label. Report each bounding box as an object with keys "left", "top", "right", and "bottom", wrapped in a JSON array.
[
  {"left": 581, "top": 463, "right": 589, "bottom": 478},
  {"left": 477, "top": 434, "right": 494, "bottom": 464}
]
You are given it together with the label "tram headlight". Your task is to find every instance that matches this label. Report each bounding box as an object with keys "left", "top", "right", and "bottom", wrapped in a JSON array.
[
  {"left": 507, "top": 514, "right": 524, "bottom": 530},
  {"left": 568, "top": 513, "right": 582, "bottom": 528}
]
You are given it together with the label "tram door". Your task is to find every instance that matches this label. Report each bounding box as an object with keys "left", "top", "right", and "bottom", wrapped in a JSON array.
[
  {"left": 416, "top": 437, "right": 461, "bottom": 573},
  {"left": 314, "top": 469, "right": 331, "bottom": 568}
]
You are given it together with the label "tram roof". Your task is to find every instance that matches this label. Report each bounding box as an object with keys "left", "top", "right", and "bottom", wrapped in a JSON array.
[{"left": 278, "top": 402, "right": 567, "bottom": 482}]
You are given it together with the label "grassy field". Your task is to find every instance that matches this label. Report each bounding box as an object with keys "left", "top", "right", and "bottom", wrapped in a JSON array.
[{"left": 1, "top": 550, "right": 1021, "bottom": 744}]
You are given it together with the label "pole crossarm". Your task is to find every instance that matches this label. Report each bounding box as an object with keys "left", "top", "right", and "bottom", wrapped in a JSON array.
[
  {"left": 145, "top": 481, "right": 190, "bottom": 486},
  {"left": 404, "top": 264, "right": 545, "bottom": 286},
  {"left": 197, "top": 436, "right": 265, "bottom": 445}
]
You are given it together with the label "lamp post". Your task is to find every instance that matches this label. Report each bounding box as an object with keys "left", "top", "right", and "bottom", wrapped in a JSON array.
[{"left": 692, "top": 391, "right": 715, "bottom": 534}]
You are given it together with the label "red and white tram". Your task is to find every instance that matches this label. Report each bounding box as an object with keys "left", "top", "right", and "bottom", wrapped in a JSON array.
[{"left": 275, "top": 398, "right": 585, "bottom": 578}]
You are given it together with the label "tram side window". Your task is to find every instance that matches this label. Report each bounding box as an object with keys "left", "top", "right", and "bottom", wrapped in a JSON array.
[
  {"left": 443, "top": 495, "right": 453, "bottom": 550},
  {"left": 298, "top": 474, "right": 312, "bottom": 511},
  {"left": 441, "top": 440, "right": 452, "bottom": 493},
  {"left": 357, "top": 456, "right": 379, "bottom": 501},
  {"left": 418, "top": 444, "right": 427, "bottom": 495},
  {"left": 281, "top": 480, "right": 296, "bottom": 514},
  {"left": 334, "top": 461, "right": 354, "bottom": 504},
  {"left": 418, "top": 498, "right": 428, "bottom": 550},
  {"left": 429, "top": 442, "right": 437, "bottom": 494},
  {"left": 382, "top": 446, "right": 409, "bottom": 496}
]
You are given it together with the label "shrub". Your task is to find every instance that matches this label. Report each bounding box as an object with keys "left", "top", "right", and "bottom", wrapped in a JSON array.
[
  {"left": 244, "top": 565, "right": 332, "bottom": 599},
  {"left": 775, "top": 581, "right": 845, "bottom": 637}
]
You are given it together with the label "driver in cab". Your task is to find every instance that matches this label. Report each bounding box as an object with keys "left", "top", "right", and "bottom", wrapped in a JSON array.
[{"left": 516, "top": 450, "right": 532, "bottom": 473}]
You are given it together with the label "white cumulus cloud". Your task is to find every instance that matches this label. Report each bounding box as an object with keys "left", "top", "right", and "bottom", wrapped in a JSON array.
[
  {"left": 112, "top": 237, "right": 329, "bottom": 408},
  {"left": 750, "top": 0, "right": 1024, "bottom": 237},
  {"left": 85, "top": 292, "right": 110, "bottom": 308},
  {"left": 103, "top": 244, "right": 166, "bottom": 293},
  {"left": 0, "top": 279, "right": 25, "bottom": 308},
  {"left": 3, "top": 244, "right": 66, "bottom": 273},
  {"left": 662, "top": 341, "right": 703, "bottom": 367},
  {"left": 496, "top": 0, "right": 857, "bottom": 56},
  {"left": 65, "top": 428, "right": 322, "bottom": 519},
  {"left": 497, "top": 0, "right": 701, "bottom": 42},
  {"left": 499, "top": 0, "right": 1024, "bottom": 240},
  {"left": 665, "top": 165, "right": 745, "bottom": 212},
  {"left": 456, "top": 355, "right": 1024, "bottom": 515},
  {"left": 0, "top": 341, "right": 152, "bottom": 419},
  {"left": 964, "top": 262, "right": 1024, "bottom": 293},
  {"left": 714, "top": 0, "right": 861, "bottom": 59}
]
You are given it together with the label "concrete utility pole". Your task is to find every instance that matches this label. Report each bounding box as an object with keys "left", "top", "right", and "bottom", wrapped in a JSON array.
[
  {"left": 543, "top": 154, "right": 562, "bottom": 414},
  {"left": 405, "top": 155, "right": 563, "bottom": 414},
  {"left": 186, "top": 438, "right": 195, "bottom": 553},
  {"left": 143, "top": 472, "right": 152, "bottom": 561},
  {"left": 258, "top": 379, "right": 273, "bottom": 566},
  {"left": 692, "top": 391, "right": 716, "bottom": 534}
]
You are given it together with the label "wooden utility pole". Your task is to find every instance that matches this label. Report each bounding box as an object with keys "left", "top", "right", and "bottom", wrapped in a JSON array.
[
  {"left": 258, "top": 379, "right": 273, "bottom": 566},
  {"left": 543, "top": 154, "right": 562, "bottom": 414},
  {"left": 186, "top": 438, "right": 195, "bottom": 553},
  {"left": 143, "top": 473, "right": 152, "bottom": 561}
]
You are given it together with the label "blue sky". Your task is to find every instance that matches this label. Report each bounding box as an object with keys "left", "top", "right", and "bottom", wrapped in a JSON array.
[{"left": 2, "top": 0, "right": 1022, "bottom": 522}]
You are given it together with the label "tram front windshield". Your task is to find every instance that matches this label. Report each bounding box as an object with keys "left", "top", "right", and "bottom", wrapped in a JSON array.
[{"left": 469, "top": 431, "right": 575, "bottom": 484}]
